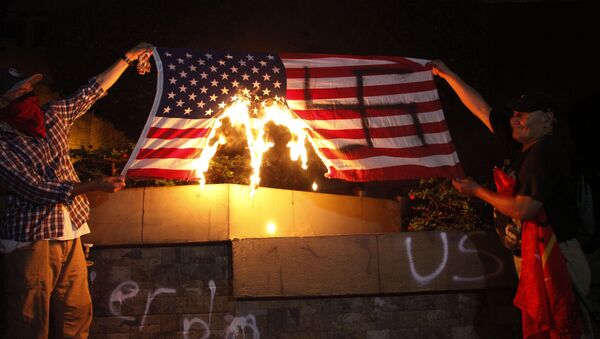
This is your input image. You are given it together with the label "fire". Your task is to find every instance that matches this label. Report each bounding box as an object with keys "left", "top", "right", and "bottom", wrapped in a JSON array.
[
  {"left": 193, "top": 94, "right": 317, "bottom": 196},
  {"left": 312, "top": 181, "right": 318, "bottom": 191}
]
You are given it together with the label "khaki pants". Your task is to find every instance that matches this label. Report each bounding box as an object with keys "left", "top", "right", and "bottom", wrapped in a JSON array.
[{"left": 0, "top": 238, "right": 92, "bottom": 339}]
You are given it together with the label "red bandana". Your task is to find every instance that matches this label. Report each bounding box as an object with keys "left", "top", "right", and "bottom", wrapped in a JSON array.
[{"left": 0, "top": 93, "right": 46, "bottom": 138}]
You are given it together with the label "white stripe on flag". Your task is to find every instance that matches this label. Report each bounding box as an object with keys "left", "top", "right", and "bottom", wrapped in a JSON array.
[
  {"left": 140, "top": 137, "right": 208, "bottom": 150},
  {"left": 305, "top": 110, "right": 445, "bottom": 130},
  {"left": 312, "top": 131, "right": 454, "bottom": 150},
  {"left": 127, "top": 158, "right": 200, "bottom": 170},
  {"left": 127, "top": 149, "right": 460, "bottom": 172},
  {"left": 286, "top": 71, "right": 433, "bottom": 89},
  {"left": 325, "top": 152, "right": 461, "bottom": 170},
  {"left": 286, "top": 89, "right": 440, "bottom": 110},
  {"left": 282, "top": 57, "right": 395, "bottom": 68},
  {"left": 149, "top": 116, "right": 214, "bottom": 129}
]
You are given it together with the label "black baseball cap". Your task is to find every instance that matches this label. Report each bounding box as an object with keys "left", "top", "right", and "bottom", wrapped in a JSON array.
[
  {"left": 0, "top": 67, "right": 43, "bottom": 97},
  {"left": 509, "top": 92, "right": 559, "bottom": 113}
]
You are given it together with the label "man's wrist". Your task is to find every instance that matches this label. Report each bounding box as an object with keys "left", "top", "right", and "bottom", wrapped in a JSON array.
[
  {"left": 472, "top": 185, "right": 486, "bottom": 198},
  {"left": 122, "top": 54, "right": 134, "bottom": 66}
]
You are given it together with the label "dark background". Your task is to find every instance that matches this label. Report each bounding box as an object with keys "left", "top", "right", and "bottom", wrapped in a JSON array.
[{"left": 2, "top": 0, "right": 599, "bottom": 196}]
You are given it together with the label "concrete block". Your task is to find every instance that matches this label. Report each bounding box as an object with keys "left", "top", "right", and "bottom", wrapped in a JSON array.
[
  {"left": 229, "top": 185, "right": 294, "bottom": 238},
  {"left": 86, "top": 184, "right": 402, "bottom": 245},
  {"left": 143, "top": 184, "right": 229, "bottom": 244},
  {"left": 360, "top": 197, "right": 401, "bottom": 233},
  {"left": 232, "top": 235, "right": 379, "bottom": 297},
  {"left": 292, "top": 190, "right": 367, "bottom": 236},
  {"left": 84, "top": 188, "right": 144, "bottom": 246}
]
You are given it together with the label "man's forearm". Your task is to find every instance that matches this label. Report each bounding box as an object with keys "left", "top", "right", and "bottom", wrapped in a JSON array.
[
  {"left": 95, "top": 42, "right": 153, "bottom": 92},
  {"left": 95, "top": 58, "right": 130, "bottom": 92},
  {"left": 70, "top": 181, "right": 99, "bottom": 199},
  {"left": 440, "top": 71, "right": 493, "bottom": 132},
  {"left": 474, "top": 187, "right": 541, "bottom": 220}
]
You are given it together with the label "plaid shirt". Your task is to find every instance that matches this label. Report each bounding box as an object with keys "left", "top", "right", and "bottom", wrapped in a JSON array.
[{"left": 0, "top": 79, "right": 106, "bottom": 241}]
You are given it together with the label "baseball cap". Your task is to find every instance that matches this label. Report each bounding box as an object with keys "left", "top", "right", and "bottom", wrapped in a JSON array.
[
  {"left": 509, "top": 91, "right": 559, "bottom": 113},
  {"left": 0, "top": 67, "right": 43, "bottom": 97}
]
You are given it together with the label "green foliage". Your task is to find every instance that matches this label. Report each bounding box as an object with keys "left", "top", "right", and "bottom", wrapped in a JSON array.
[
  {"left": 406, "top": 178, "right": 482, "bottom": 232},
  {"left": 205, "top": 154, "right": 251, "bottom": 185},
  {"left": 70, "top": 144, "right": 132, "bottom": 182},
  {"left": 70, "top": 144, "right": 194, "bottom": 187}
]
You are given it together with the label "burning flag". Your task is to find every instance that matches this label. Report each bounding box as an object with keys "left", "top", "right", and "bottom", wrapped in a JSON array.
[{"left": 122, "top": 47, "right": 463, "bottom": 186}]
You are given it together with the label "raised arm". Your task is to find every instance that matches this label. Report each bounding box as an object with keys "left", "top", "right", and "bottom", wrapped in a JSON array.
[
  {"left": 95, "top": 42, "right": 153, "bottom": 92},
  {"left": 430, "top": 60, "right": 493, "bottom": 132}
]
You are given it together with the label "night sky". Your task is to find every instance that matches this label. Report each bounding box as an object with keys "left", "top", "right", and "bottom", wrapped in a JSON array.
[{"left": 3, "top": 0, "right": 599, "bottom": 195}]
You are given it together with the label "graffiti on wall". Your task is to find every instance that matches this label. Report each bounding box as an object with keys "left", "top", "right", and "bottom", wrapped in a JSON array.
[
  {"left": 405, "top": 231, "right": 505, "bottom": 285},
  {"left": 101, "top": 278, "right": 260, "bottom": 338}
]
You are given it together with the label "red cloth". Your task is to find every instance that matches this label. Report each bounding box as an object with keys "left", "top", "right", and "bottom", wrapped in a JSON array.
[
  {"left": 0, "top": 94, "right": 46, "bottom": 138},
  {"left": 494, "top": 168, "right": 581, "bottom": 339}
]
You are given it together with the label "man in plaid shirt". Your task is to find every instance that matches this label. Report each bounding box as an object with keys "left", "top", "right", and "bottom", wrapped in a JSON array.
[{"left": 0, "top": 42, "right": 152, "bottom": 338}]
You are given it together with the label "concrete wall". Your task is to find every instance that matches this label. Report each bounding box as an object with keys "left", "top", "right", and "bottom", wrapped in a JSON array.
[
  {"left": 83, "top": 185, "right": 599, "bottom": 338},
  {"left": 87, "top": 243, "right": 521, "bottom": 339},
  {"left": 84, "top": 185, "right": 515, "bottom": 299},
  {"left": 232, "top": 231, "right": 515, "bottom": 298},
  {"left": 84, "top": 184, "right": 402, "bottom": 246}
]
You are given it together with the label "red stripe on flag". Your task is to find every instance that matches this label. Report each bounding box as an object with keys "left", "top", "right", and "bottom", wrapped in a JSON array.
[
  {"left": 326, "top": 164, "right": 464, "bottom": 182},
  {"left": 313, "top": 121, "right": 449, "bottom": 139},
  {"left": 136, "top": 148, "right": 202, "bottom": 159},
  {"left": 319, "top": 143, "right": 457, "bottom": 160},
  {"left": 284, "top": 63, "right": 428, "bottom": 79},
  {"left": 285, "top": 81, "right": 436, "bottom": 100},
  {"left": 147, "top": 127, "right": 210, "bottom": 139},
  {"left": 126, "top": 168, "right": 199, "bottom": 180},
  {"left": 291, "top": 101, "right": 443, "bottom": 120}
]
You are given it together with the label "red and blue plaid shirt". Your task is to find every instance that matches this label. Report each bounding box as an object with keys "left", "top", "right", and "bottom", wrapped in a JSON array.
[{"left": 0, "top": 79, "right": 106, "bottom": 241}]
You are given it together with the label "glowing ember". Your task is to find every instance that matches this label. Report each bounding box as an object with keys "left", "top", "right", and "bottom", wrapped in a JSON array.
[
  {"left": 194, "top": 94, "right": 317, "bottom": 196},
  {"left": 266, "top": 222, "right": 277, "bottom": 235},
  {"left": 312, "top": 182, "right": 318, "bottom": 191}
]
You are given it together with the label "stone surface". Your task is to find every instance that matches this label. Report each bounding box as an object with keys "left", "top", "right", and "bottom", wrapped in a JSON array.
[
  {"left": 87, "top": 242, "right": 589, "bottom": 338},
  {"left": 86, "top": 184, "right": 400, "bottom": 246},
  {"left": 143, "top": 185, "right": 229, "bottom": 244},
  {"left": 232, "top": 235, "right": 380, "bottom": 297},
  {"left": 84, "top": 188, "right": 144, "bottom": 246},
  {"left": 231, "top": 231, "right": 516, "bottom": 298},
  {"left": 229, "top": 185, "right": 295, "bottom": 239},
  {"left": 378, "top": 231, "right": 516, "bottom": 293}
]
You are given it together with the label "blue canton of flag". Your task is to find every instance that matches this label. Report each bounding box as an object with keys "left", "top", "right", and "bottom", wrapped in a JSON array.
[{"left": 157, "top": 48, "right": 286, "bottom": 119}]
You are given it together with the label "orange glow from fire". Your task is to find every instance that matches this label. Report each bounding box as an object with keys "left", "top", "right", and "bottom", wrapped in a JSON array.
[
  {"left": 266, "top": 222, "right": 277, "bottom": 235},
  {"left": 193, "top": 94, "right": 320, "bottom": 196}
]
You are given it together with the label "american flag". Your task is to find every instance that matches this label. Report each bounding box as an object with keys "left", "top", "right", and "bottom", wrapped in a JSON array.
[{"left": 122, "top": 47, "right": 464, "bottom": 182}]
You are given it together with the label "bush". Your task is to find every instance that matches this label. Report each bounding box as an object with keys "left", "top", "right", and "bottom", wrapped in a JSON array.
[
  {"left": 70, "top": 144, "right": 257, "bottom": 188},
  {"left": 70, "top": 144, "right": 195, "bottom": 187},
  {"left": 406, "top": 178, "right": 486, "bottom": 232}
]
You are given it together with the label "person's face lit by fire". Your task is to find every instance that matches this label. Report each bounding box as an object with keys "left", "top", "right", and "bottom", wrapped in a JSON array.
[{"left": 510, "top": 109, "right": 554, "bottom": 149}]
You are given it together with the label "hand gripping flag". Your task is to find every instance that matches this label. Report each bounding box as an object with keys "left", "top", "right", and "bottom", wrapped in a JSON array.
[{"left": 122, "top": 47, "right": 464, "bottom": 182}]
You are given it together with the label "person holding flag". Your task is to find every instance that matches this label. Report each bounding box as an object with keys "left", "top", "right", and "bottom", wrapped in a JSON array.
[
  {"left": 0, "top": 42, "right": 152, "bottom": 338},
  {"left": 430, "top": 60, "right": 592, "bottom": 338}
]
